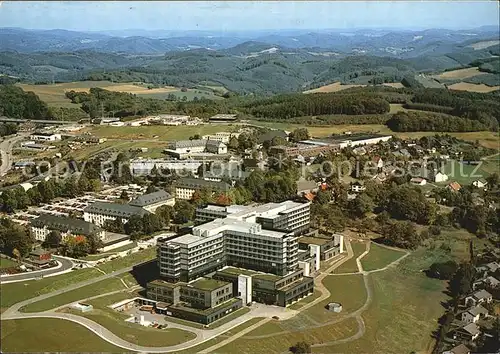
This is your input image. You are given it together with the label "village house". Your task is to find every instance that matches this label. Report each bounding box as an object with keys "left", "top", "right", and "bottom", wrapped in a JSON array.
[
  {"left": 447, "top": 181, "right": 462, "bottom": 192},
  {"left": 464, "top": 289, "right": 493, "bottom": 307},
  {"left": 460, "top": 305, "right": 488, "bottom": 324},
  {"left": 472, "top": 179, "right": 488, "bottom": 189},
  {"left": 453, "top": 323, "right": 481, "bottom": 342},
  {"left": 410, "top": 177, "right": 427, "bottom": 186},
  {"left": 350, "top": 181, "right": 366, "bottom": 193}
]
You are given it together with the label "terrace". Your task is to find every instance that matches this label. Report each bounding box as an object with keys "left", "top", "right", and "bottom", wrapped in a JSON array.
[{"left": 189, "top": 277, "right": 229, "bottom": 291}]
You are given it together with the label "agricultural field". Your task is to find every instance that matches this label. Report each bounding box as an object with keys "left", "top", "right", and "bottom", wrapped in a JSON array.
[
  {"left": 433, "top": 67, "right": 486, "bottom": 80},
  {"left": 466, "top": 40, "right": 500, "bottom": 50},
  {"left": 382, "top": 82, "right": 405, "bottom": 88},
  {"left": 16, "top": 81, "right": 222, "bottom": 108},
  {"left": 1, "top": 318, "right": 124, "bottom": 352},
  {"left": 303, "top": 82, "right": 366, "bottom": 93},
  {"left": 448, "top": 82, "right": 500, "bottom": 93}
]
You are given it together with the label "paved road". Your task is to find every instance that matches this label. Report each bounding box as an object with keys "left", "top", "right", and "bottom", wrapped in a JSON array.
[
  {"left": 0, "top": 256, "right": 74, "bottom": 283},
  {"left": 0, "top": 133, "right": 30, "bottom": 176},
  {"left": 2, "top": 239, "right": 412, "bottom": 352}
]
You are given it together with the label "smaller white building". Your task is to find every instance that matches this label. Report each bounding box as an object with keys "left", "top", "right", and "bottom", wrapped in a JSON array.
[
  {"left": 202, "top": 132, "right": 240, "bottom": 144},
  {"left": 434, "top": 172, "right": 449, "bottom": 183},
  {"left": 350, "top": 182, "right": 366, "bottom": 193},
  {"left": 30, "top": 133, "right": 62, "bottom": 142},
  {"left": 472, "top": 180, "right": 488, "bottom": 189}
]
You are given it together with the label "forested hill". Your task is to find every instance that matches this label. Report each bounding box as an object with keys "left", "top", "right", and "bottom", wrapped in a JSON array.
[{"left": 1, "top": 40, "right": 498, "bottom": 95}]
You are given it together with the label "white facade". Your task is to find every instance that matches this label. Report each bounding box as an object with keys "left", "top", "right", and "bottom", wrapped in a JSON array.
[
  {"left": 130, "top": 159, "right": 204, "bottom": 175},
  {"left": 339, "top": 135, "right": 392, "bottom": 148},
  {"left": 472, "top": 180, "right": 487, "bottom": 188},
  {"left": 434, "top": 172, "right": 449, "bottom": 183},
  {"left": 31, "top": 225, "right": 106, "bottom": 242},
  {"left": 175, "top": 186, "right": 197, "bottom": 200},
  {"left": 202, "top": 132, "right": 240, "bottom": 144},
  {"left": 238, "top": 274, "right": 253, "bottom": 305},
  {"left": 83, "top": 212, "right": 123, "bottom": 227},
  {"left": 351, "top": 183, "right": 366, "bottom": 193},
  {"left": 31, "top": 133, "right": 61, "bottom": 142}
]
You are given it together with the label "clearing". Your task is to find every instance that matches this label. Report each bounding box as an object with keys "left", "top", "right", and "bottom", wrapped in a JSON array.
[
  {"left": 433, "top": 67, "right": 486, "bottom": 80},
  {"left": 303, "top": 82, "right": 366, "bottom": 94},
  {"left": 466, "top": 40, "right": 500, "bottom": 50},
  {"left": 448, "top": 82, "right": 500, "bottom": 93}
]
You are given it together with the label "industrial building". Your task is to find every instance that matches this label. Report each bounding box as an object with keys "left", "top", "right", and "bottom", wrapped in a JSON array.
[{"left": 164, "top": 139, "right": 227, "bottom": 158}]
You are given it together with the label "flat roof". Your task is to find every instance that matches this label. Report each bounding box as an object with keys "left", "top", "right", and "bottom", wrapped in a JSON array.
[
  {"left": 298, "top": 236, "right": 331, "bottom": 246},
  {"left": 189, "top": 277, "right": 229, "bottom": 291},
  {"left": 217, "top": 267, "right": 260, "bottom": 277},
  {"left": 253, "top": 273, "right": 282, "bottom": 282}
]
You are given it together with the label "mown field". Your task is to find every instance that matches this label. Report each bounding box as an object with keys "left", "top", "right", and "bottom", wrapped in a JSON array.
[
  {"left": 303, "top": 82, "right": 366, "bottom": 93},
  {"left": 17, "top": 81, "right": 221, "bottom": 108},
  {"left": 448, "top": 82, "right": 500, "bottom": 93}
]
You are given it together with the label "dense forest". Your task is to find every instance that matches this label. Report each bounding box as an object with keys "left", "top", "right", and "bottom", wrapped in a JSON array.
[
  {"left": 0, "top": 85, "right": 52, "bottom": 120},
  {"left": 386, "top": 111, "right": 488, "bottom": 132},
  {"left": 240, "top": 92, "right": 390, "bottom": 119}
]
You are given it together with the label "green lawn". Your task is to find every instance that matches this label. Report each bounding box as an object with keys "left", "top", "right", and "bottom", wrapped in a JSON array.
[
  {"left": 97, "top": 247, "right": 156, "bottom": 273},
  {"left": 82, "top": 242, "right": 138, "bottom": 261},
  {"left": 64, "top": 306, "right": 195, "bottom": 347},
  {"left": 324, "top": 252, "right": 447, "bottom": 354},
  {"left": 0, "top": 257, "right": 17, "bottom": 269},
  {"left": 441, "top": 159, "right": 492, "bottom": 186},
  {"left": 288, "top": 290, "right": 322, "bottom": 310},
  {"left": 175, "top": 317, "right": 266, "bottom": 354},
  {"left": 333, "top": 242, "right": 366, "bottom": 274},
  {"left": 219, "top": 317, "right": 359, "bottom": 354},
  {"left": 1, "top": 318, "right": 124, "bottom": 352},
  {"left": 0, "top": 268, "right": 102, "bottom": 312},
  {"left": 21, "top": 277, "right": 128, "bottom": 313},
  {"left": 360, "top": 243, "right": 406, "bottom": 272},
  {"left": 302, "top": 274, "right": 366, "bottom": 323}
]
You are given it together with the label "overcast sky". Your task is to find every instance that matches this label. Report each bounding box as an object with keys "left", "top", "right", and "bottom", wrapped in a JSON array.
[{"left": 0, "top": 1, "right": 498, "bottom": 32}]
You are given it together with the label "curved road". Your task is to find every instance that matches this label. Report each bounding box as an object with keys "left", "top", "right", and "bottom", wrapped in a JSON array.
[
  {"left": 1, "top": 239, "right": 410, "bottom": 353},
  {"left": 0, "top": 133, "right": 30, "bottom": 176},
  {"left": 0, "top": 256, "right": 74, "bottom": 283}
]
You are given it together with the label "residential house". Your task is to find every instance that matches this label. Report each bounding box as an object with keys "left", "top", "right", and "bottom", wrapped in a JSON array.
[
  {"left": 460, "top": 305, "right": 488, "bottom": 324},
  {"left": 410, "top": 177, "right": 427, "bottom": 186},
  {"left": 350, "top": 181, "right": 366, "bottom": 193},
  {"left": 373, "top": 156, "right": 384, "bottom": 169},
  {"left": 464, "top": 289, "right": 493, "bottom": 307},
  {"left": 472, "top": 179, "right": 488, "bottom": 189},
  {"left": 28, "top": 248, "right": 53, "bottom": 268},
  {"left": 434, "top": 172, "right": 449, "bottom": 183},
  {"left": 447, "top": 181, "right": 462, "bottom": 192},
  {"left": 442, "top": 344, "right": 470, "bottom": 354},
  {"left": 453, "top": 323, "right": 481, "bottom": 342}
]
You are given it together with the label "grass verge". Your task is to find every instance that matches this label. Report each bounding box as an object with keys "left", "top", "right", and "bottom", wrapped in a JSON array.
[{"left": 333, "top": 242, "right": 366, "bottom": 274}]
